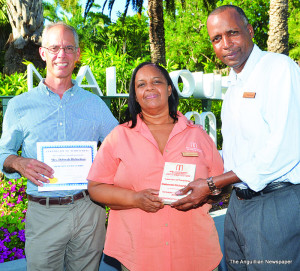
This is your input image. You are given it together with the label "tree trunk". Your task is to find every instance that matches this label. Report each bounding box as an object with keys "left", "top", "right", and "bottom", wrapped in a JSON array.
[
  {"left": 267, "top": 0, "right": 289, "bottom": 55},
  {"left": 4, "top": 0, "right": 45, "bottom": 74},
  {"left": 148, "top": 0, "right": 166, "bottom": 66}
]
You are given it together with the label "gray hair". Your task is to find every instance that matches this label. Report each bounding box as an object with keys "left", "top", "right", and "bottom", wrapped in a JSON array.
[
  {"left": 41, "top": 21, "right": 79, "bottom": 47},
  {"left": 208, "top": 5, "right": 249, "bottom": 26}
]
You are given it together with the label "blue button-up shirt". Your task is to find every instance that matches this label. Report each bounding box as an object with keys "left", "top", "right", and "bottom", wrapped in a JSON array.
[{"left": 0, "top": 80, "right": 118, "bottom": 197}]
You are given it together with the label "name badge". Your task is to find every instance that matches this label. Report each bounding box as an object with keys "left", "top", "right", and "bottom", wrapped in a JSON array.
[
  {"left": 182, "top": 152, "right": 198, "bottom": 157},
  {"left": 243, "top": 92, "right": 256, "bottom": 98}
]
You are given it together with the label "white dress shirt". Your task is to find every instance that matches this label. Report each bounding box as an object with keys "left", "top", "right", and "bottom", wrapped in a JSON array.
[{"left": 222, "top": 45, "right": 300, "bottom": 191}]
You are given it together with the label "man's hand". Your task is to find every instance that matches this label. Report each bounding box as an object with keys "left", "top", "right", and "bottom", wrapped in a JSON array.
[
  {"left": 4, "top": 155, "right": 54, "bottom": 186},
  {"left": 134, "top": 189, "right": 164, "bottom": 213},
  {"left": 171, "top": 178, "right": 211, "bottom": 211}
]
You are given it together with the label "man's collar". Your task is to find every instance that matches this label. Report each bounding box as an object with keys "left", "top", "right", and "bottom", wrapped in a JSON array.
[
  {"left": 39, "top": 79, "right": 79, "bottom": 95},
  {"left": 228, "top": 44, "right": 263, "bottom": 84}
]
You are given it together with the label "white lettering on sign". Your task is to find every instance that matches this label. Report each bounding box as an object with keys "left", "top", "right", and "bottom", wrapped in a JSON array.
[{"left": 27, "top": 64, "right": 228, "bottom": 99}]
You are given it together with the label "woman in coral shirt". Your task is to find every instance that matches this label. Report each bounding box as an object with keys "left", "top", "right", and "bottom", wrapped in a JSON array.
[{"left": 88, "top": 62, "right": 223, "bottom": 271}]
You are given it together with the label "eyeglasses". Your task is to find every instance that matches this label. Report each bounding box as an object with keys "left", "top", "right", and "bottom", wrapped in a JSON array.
[{"left": 42, "top": 45, "right": 77, "bottom": 54}]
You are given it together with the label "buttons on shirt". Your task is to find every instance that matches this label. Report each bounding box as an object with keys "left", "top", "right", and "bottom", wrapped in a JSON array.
[
  {"left": 165, "top": 223, "right": 168, "bottom": 227},
  {"left": 166, "top": 242, "right": 169, "bottom": 245},
  {"left": 59, "top": 122, "right": 63, "bottom": 126}
]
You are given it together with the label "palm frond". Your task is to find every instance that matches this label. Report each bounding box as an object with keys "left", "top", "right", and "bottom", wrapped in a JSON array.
[{"left": 84, "top": 0, "right": 95, "bottom": 18}]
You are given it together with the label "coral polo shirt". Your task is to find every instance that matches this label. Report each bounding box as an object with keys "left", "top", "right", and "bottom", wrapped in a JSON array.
[{"left": 88, "top": 112, "right": 223, "bottom": 271}]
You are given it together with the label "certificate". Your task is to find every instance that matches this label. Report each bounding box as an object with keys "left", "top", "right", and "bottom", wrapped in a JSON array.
[
  {"left": 159, "top": 162, "right": 196, "bottom": 204},
  {"left": 37, "top": 141, "right": 97, "bottom": 191}
]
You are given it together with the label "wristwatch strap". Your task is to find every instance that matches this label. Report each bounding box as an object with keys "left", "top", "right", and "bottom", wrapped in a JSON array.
[{"left": 207, "top": 177, "right": 222, "bottom": 196}]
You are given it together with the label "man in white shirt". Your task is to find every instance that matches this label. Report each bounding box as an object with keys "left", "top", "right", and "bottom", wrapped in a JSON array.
[{"left": 172, "top": 5, "right": 300, "bottom": 270}]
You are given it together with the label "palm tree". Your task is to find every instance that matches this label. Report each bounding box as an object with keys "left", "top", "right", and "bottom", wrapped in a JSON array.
[
  {"left": 84, "top": 0, "right": 182, "bottom": 66},
  {"left": 267, "top": 0, "right": 289, "bottom": 55},
  {"left": 148, "top": 0, "right": 166, "bottom": 65},
  {"left": 85, "top": 0, "right": 144, "bottom": 19},
  {"left": 0, "top": 0, "right": 11, "bottom": 70},
  {"left": 4, "top": 0, "right": 45, "bottom": 74}
]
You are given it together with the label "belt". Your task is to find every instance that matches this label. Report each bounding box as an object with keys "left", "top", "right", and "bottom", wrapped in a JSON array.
[
  {"left": 234, "top": 182, "right": 293, "bottom": 200},
  {"left": 28, "top": 190, "right": 89, "bottom": 205}
]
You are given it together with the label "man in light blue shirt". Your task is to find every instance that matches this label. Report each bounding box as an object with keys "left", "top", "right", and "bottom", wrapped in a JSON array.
[{"left": 0, "top": 22, "right": 118, "bottom": 270}]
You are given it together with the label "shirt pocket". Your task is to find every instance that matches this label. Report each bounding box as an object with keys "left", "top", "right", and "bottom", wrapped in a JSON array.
[{"left": 239, "top": 95, "right": 263, "bottom": 138}]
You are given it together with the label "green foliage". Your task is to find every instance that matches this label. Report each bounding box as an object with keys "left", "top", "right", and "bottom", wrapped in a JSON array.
[
  {"left": 0, "top": 0, "right": 8, "bottom": 24},
  {"left": 164, "top": 0, "right": 218, "bottom": 72},
  {"left": 63, "top": 6, "right": 112, "bottom": 52},
  {"left": 43, "top": 0, "right": 150, "bottom": 63},
  {"left": 75, "top": 9, "right": 111, "bottom": 51},
  {"left": 44, "top": 0, "right": 150, "bottom": 61},
  {"left": 80, "top": 46, "right": 147, "bottom": 95},
  {"left": 0, "top": 61, "right": 45, "bottom": 96},
  {"left": 0, "top": 72, "right": 28, "bottom": 96},
  {"left": 57, "top": 0, "right": 81, "bottom": 17},
  {"left": 43, "top": 1, "right": 60, "bottom": 22},
  {"left": 178, "top": 98, "right": 202, "bottom": 114},
  {"left": 104, "top": 13, "right": 150, "bottom": 59},
  {"left": 0, "top": 0, "right": 5, "bottom": 13},
  {"left": 44, "top": 0, "right": 87, "bottom": 20},
  {"left": 80, "top": 45, "right": 149, "bottom": 122},
  {"left": 211, "top": 100, "right": 223, "bottom": 149},
  {"left": 289, "top": 1, "right": 300, "bottom": 62}
]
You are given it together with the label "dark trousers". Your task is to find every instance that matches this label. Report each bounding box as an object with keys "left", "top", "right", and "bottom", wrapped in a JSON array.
[{"left": 224, "top": 184, "right": 300, "bottom": 271}]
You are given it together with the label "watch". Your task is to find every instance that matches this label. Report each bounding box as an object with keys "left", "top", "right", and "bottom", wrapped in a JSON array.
[{"left": 206, "top": 177, "right": 222, "bottom": 196}]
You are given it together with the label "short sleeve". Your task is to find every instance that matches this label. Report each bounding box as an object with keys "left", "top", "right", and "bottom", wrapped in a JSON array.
[{"left": 87, "top": 127, "right": 120, "bottom": 184}]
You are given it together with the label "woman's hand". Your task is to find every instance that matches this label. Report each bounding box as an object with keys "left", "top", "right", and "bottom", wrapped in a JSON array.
[
  {"left": 134, "top": 189, "right": 164, "bottom": 213},
  {"left": 88, "top": 183, "right": 164, "bottom": 211}
]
